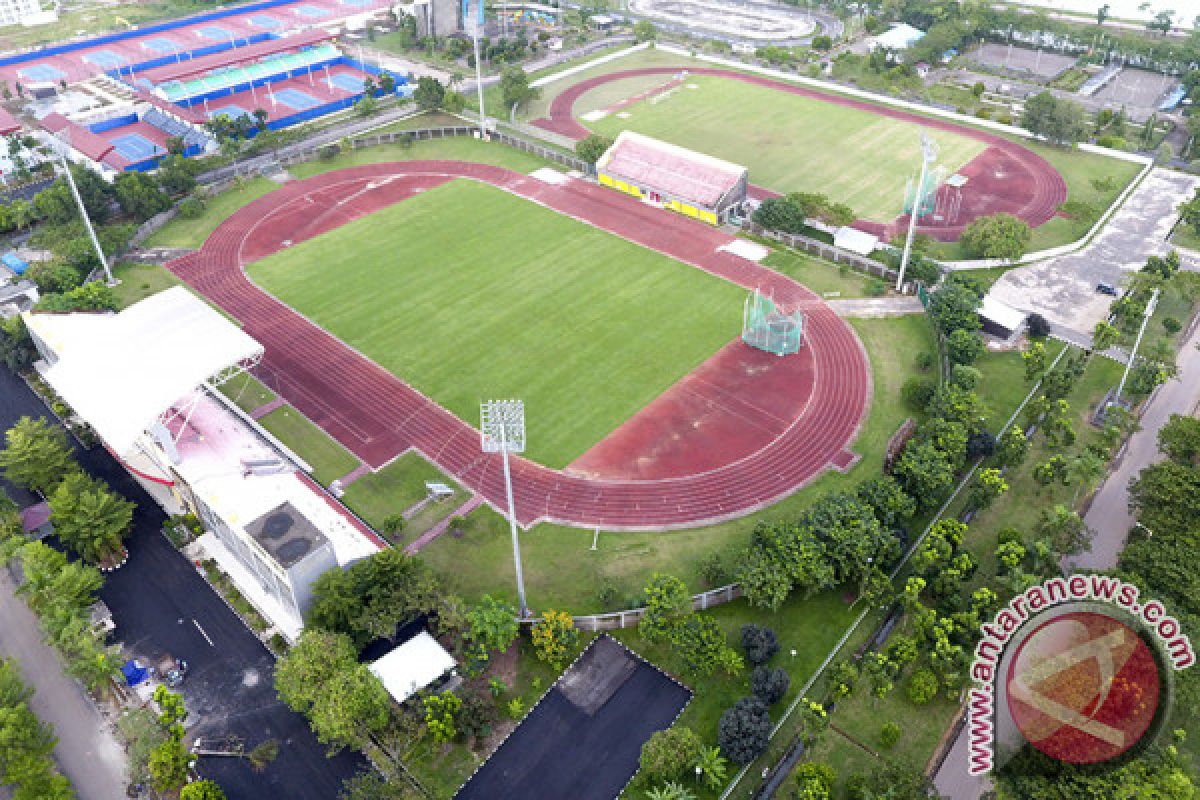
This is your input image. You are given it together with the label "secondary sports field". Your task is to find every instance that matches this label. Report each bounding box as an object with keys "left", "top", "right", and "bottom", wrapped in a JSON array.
[
  {"left": 585, "top": 75, "right": 986, "bottom": 222},
  {"left": 247, "top": 178, "right": 743, "bottom": 468}
]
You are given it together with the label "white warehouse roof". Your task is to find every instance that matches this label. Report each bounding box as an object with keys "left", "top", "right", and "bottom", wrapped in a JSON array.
[
  {"left": 874, "top": 23, "right": 925, "bottom": 50},
  {"left": 30, "top": 287, "right": 262, "bottom": 455},
  {"left": 370, "top": 632, "right": 457, "bottom": 704}
]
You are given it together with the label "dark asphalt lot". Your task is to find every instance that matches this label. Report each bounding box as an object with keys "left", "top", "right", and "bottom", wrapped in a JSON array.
[
  {"left": 456, "top": 636, "right": 692, "bottom": 800},
  {"left": 0, "top": 366, "right": 362, "bottom": 799}
]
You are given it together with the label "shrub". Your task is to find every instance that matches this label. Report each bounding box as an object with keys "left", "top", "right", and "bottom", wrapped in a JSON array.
[
  {"left": 975, "top": 107, "right": 992, "bottom": 119},
  {"left": 906, "top": 668, "right": 939, "bottom": 705},
  {"left": 865, "top": 278, "right": 887, "bottom": 297},
  {"left": 317, "top": 143, "right": 341, "bottom": 161},
  {"left": 915, "top": 351, "right": 934, "bottom": 372},
  {"left": 717, "top": 697, "right": 771, "bottom": 765},
  {"left": 1163, "top": 316, "right": 1182, "bottom": 334},
  {"left": 946, "top": 329, "right": 985, "bottom": 366},
  {"left": 901, "top": 378, "right": 935, "bottom": 411},
  {"left": 639, "top": 726, "right": 704, "bottom": 783},
  {"left": 740, "top": 624, "right": 779, "bottom": 664},
  {"left": 950, "top": 364, "right": 982, "bottom": 390},
  {"left": 699, "top": 551, "right": 729, "bottom": 586},
  {"left": 791, "top": 761, "right": 835, "bottom": 798},
  {"left": 750, "top": 665, "right": 790, "bottom": 705},
  {"left": 879, "top": 721, "right": 901, "bottom": 749},
  {"left": 177, "top": 196, "right": 205, "bottom": 219},
  {"left": 960, "top": 213, "right": 1031, "bottom": 261}
]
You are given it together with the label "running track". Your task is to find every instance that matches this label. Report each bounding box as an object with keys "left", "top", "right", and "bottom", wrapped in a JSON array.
[
  {"left": 167, "top": 161, "right": 870, "bottom": 530},
  {"left": 533, "top": 67, "right": 1068, "bottom": 241}
]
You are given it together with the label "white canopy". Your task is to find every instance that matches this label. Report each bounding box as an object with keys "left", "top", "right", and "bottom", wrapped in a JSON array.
[
  {"left": 370, "top": 632, "right": 457, "bottom": 704},
  {"left": 833, "top": 226, "right": 880, "bottom": 256},
  {"left": 35, "top": 287, "right": 262, "bottom": 455},
  {"left": 874, "top": 23, "right": 925, "bottom": 50}
]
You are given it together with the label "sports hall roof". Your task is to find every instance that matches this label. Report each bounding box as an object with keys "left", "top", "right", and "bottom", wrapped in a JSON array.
[
  {"left": 28, "top": 287, "right": 263, "bottom": 454},
  {"left": 136, "top": 29, "right": 332, "bottom": 85},
  {"left": 597, "top": 130, "right": 747, "bottom": 210}
]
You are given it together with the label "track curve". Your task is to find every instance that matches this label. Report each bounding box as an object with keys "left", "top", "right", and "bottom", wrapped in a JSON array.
[
  {"left": 167, "top": 161, "right": 871, "bottom": 530},
  {"left": 533, "top": 67, "right": 1068, "bottom": 241}
]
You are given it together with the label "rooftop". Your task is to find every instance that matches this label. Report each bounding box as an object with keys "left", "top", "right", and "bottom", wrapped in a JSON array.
[
  {"left": 598, "top": 130, "right": 747, "bottom": 209},
  {"left": 245, "top": 501, "right": 330, "bottom": 569},
  {"left": 369, "top": 631, "right": 456, "bottom": 705}
]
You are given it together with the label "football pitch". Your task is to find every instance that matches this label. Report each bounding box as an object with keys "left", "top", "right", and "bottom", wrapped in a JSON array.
[
  {"left": 585, "top": 75, "right": 988, "bottom": 222},
  {"left": 247, "top": 179, "right": 744, "bottom": 468}
]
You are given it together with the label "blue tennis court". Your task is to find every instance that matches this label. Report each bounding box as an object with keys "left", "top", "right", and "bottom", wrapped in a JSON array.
[
  {"left": 274, "top": 87, "right": 320, "bottom": 110},
  {"left": 143, "top": 37, "right": 181, "bottom": 53},
  {"left": 84, "top": 49, "right": 124, "bottom": 68},
  {"left": 110, "top": 133, "right": 162, "bottom": 162},
  {"left": 340, "top": 0, "right": 376, "bottom": 7},
  {"left": 292, "top": 4, "right": 329, "bottom": 17},
  {"left": 250, "top": 14, "right": 283, "bottom": 28},
  {"left": 209, "top": 104, "right": 253, "bottom": 121},
  {"left": 18, "top": 64, "right": 65, "bottom": 81},
  {"left": 197, "top": 25, "right": 232, "bottom": 40},
  {"left": 328, "top": 72, "right": 365, "bottom": 92}
]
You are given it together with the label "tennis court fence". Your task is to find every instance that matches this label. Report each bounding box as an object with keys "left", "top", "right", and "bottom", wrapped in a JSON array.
[
  {"left": 742, "top": 221, "right": 899, "bottom": 283},
  {"left": 565, "top": 584, "right": 743, "bottom": 631}
]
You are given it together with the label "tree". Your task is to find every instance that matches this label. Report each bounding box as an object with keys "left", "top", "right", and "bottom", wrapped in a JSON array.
[
  {"left": 465, "top": 594, "right": 518, "bottom": 663},
  {"left": 575, "top": 134, "right": 613, "bottom": 164},
  {"left": 993, "top": 426, "right": 1029, "bottom": 469},
  {"left": 1129, "top": 461, "right": 1200, "bottom": 538},
  {"left": 752, "top": 196, "right": 807, "bottom": 233},
  {"left": 0, "top": 417, "right": 74, "bottom": 492},
  {"left": 1148, "top": 9, "right": 1173, "bottom": 35},
  {"left": 413, "top": 76, "right": 445, "bottom": 111},
  {"left": 792, "top": 761, "right": 835, "bottom": 800},
  {"left": 967, "top": 467, "right": 1008, "bottom": 510},
  {"left": 1097, "top": 3, "right": 1110, "bottom": 25},
  {"left": 633, "top": 20, "right": 657, "bottom": 42},
  {"left": 639, "top": 725, "right": 704, "bottom": 783},
  {"left": 378, "top": 72, "right": 396, "bottom": 95},
  {"left": 740, "top": 624, "right": 779, "bottom": 664},
  {"left": 1021, "top": 91, "right": 1088, "bottom": 146},
  {"left": 717, "top": 697, "right": 771, "bottom": 765},
  {"left": 530, "top": 609, "right": 579, "bottom": 667},
  {"left": 39, "top": 282, "right": 118, "bottom": 313},
  {"left": 1158, "top": 414, "right": 1200, "bottom": 464},
  {"left": 180, "top": 780, "right": 227, "bottom": 800},
  {"left": 422, "top": 691, "right": 461, "bottom": 744},
  {"left": 148, "top": 734, "right": 192, "bottom": 793},
  {"left": 1022, "top": 341, "right": 1046, "bottom": 383},
  {"left": 893, "top": 441, "right": 956, "bottom": 509},
  {"left": 500, "top": 67, "right": 538, "bottom": 112},
  {"left": 48, "top": 472, "right": 134, "bottom": 565},
  {"left": 339, "top": 771, "right": 416, "bottom": 800},
  {"left": 960, "top": 213, "right": 1032, "bottom": 261},
  {"left": 855, "top": 475, "right": 916, "bottom": 527},
  {"left": 928, "top": 280, "right": 981, "bottom": 335},
  {"left": 751, "top": 665, "right": 790, "bottom": 705},
  {"left": 114, "top": 171, "right": 170, "bottom": 221},
  {"left": 645, "top": 783, "right": 696, "bottom": 800},
  {"left": 693, "top": 746, "right": 727, "bottom": 790},
  {"left": 640, "top": 573, "right": 692, "bottom": 642},
  {"left": 945, "top": 328, "right": 984, "bottom": 366}
]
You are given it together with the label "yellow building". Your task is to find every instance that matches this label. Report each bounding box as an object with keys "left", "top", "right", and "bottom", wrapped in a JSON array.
[{"left": 595, "top": 130, "right": 748, "bottom": 226}]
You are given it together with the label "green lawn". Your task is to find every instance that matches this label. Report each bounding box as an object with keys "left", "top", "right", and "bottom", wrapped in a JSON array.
[
  {"left": 216, "top": 372, "right": 276, "bottom": 415},
  {"left": 111, "top": 262, "right": 185, "bottom": 309},
  {"left": 256, "top": 406, "right": 359, "bottom": 486},
  {"left": 420, "top": 314, "right": 936, "bottom": 611},
  {"left": 145, "top": 177, "right": 279, "bottom": 250},
  {"left": 974, "top": 339, "right": 1065, "bottom": 432},
  {"left": 340, "top": 452, "right": 463, "bottom": 540},
  {"left": 1173, "top": 223, "right": 1200, "bottom": 252},
  {"left": 759, "top": 246, "right": 883, "bottom": 299},
  {"left": 288, "top": 135, "right": 548, "bottom": 180},
  {"left": 248, "top": 178, "right": 743, "bottom": 468},
  {"left": 587, "top": 75, "right": 987, "bottom": 222}
]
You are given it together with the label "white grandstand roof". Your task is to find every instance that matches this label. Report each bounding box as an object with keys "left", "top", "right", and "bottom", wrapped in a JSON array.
[
  {"left": 598, "top": 130, "right": 747, "bottom": 210},
  {"left": 370, "top": 632, "right": 457, "bottom": 705},
  {"left": 28, "top": 287, "right": 263, "bottom": 455}
]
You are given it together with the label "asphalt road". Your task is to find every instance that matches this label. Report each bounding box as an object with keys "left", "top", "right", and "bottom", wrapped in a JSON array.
[
  {"left": 1067, "top": 316, "right": 1200, "bottom": 570},
  {"left": 0, "top": 367, "right": 362, "bottom": 800}
]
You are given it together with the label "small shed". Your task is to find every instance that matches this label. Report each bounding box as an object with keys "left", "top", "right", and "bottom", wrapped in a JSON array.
[
  {"left": 590, "top": 14, "right": 617, "bottom": 30},
  {"left": 833, "top": 226, "right": 879, "bottom": 256},
  {"left": 369, "top": 631, "right": 457, "bottom": 705},
  {"left": 979, "top": 295, "right": 1027, "bottom": 341},
  {"left": 2, "top": 251, "right": 28, "bottom": 275},
  {"left": 873, "top": 23, "right": 925, "bottom": 52}
]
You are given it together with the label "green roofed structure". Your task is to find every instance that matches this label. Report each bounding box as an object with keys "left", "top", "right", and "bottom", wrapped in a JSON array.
[{"left": 742, "top": 288, "right": 804, "bottom": 356}]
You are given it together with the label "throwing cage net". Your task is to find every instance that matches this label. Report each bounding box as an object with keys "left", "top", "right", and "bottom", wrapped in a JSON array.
[
  {"left": 904, "top": 165, "right": 947, "bottom": 219},
  {"left": 742, "top": 288, "right": 804, "bottom": 356}
]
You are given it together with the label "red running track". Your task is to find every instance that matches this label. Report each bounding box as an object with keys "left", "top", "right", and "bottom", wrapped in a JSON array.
[
  {"left": 166, "top": 161, "right": 870, "bottom": 530},
  {"left": 533, "top": 67, "right": 1068, "bottom": 242}
]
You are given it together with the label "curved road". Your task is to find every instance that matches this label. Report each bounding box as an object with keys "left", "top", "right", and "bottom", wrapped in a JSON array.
[{"left": 167, "top": 160, "right": 871, "bottom": 531}]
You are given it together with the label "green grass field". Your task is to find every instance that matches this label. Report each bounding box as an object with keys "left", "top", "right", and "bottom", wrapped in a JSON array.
[
  {"left": 248, "top": 178, "right": 743, "bottom": 467},
  {"left": 586, "top": 75, "right": 987, "bottom": 222},
  {"left": 257, "top": 406, "right": 359, "bottom": 486}
]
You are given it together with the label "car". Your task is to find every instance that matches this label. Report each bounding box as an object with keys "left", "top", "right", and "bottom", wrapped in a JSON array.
[{"left": 1096, "top": 282, "right": 1118, "bottom": 296}]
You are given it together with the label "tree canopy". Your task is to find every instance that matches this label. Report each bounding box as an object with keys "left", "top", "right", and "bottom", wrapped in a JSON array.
[{"left": 1020, "top": 91, "right": 1088, "bottom": 146}]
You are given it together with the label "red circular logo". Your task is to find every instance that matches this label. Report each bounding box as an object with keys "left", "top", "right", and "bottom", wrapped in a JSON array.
[{"left": 1006, "top": 611, "right": 1160, "bottom": 764}]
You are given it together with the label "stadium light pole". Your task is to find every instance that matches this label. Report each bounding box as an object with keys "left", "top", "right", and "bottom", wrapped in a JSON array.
[
  {"left": 481, "top": 399, "right": 528, "bottom": 617},
  {"left": 1115, "top": 287, "right": 1159, "bottom": 403},
  {"left": 55, "top": 131, "right": 114, "bottom": 285},
  {"left": 467, "top": 0, "right": 488, "bottom": 137},
  {"left": 895, "top": 132, "right": 937, "bottom": 293}
]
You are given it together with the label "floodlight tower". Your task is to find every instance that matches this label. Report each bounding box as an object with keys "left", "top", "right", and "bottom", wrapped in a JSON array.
[
  {"left": 56, "top": 129, "right": 114, "bottom": 285},
  {"left": 895, "top": 132, "right": 937, "bottom": 293},
  {"left": 481, "top": 399, "right": 528, "bottom": 616},
  {"left": 464, "top": 0, "right": 488, "bottom": 137}
]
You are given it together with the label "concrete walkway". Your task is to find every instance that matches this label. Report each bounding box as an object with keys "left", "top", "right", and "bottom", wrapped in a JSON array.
[
  {"left": 1067, "top": 316, "right": 1200, "bottom": 570},
  {"left": 826, "top": 295, "right": 924, "bottom": 318},
  {"left": 0, "top": 569, "right": 128, "bottom": 800}
]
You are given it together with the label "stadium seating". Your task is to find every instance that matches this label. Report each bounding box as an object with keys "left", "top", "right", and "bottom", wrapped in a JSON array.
[{"left": 143, "top": 107, "right": 212, "bottom": 150}]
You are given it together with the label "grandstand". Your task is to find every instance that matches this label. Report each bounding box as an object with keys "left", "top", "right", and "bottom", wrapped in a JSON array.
[{"left": 595, "top": 130, "right": 748, "bottom": 225}]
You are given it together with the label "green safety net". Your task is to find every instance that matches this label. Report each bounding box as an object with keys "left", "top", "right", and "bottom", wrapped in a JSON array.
[
  {"left": 903, "top": 169, "right": 940, "bottom": 218},
  {"left": 742, "top": 289, "right": 804, "bottom": 356},
  {"left": 159, "top": 43, "right": 341, "bottom": 103}
]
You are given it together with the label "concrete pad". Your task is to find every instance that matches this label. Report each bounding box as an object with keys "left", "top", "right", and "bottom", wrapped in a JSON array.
[
  {"left": 530, "top": 166, "right": 570, "bottom": 185},
  {"left": 580, "top": 109, "right": 608, "bottom": 122},
  {"left": 986, "top": 168, "right": 1200, "bottom": 341},
  {"left": 718, "top": 238, "right": 770, "bottom": 262}
]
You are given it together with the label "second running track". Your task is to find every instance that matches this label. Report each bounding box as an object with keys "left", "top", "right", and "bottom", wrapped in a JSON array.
[{"left": 167, "top": 161, "right": 871, "bottom": 530}]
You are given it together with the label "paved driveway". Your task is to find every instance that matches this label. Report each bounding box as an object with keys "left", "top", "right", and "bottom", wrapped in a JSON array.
[
  {"left": 0, "top": 367, "right": 362, "bottom": 800},
  {"left": 987, "top": 168, "right": 1200, "bottom": 341}
]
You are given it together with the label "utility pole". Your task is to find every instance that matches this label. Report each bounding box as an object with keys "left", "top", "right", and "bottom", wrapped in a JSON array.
[
  {"left": 481, "top": 399, "right": 528, "bottom": 616},
  {"left": 896, "top": 132, "right": 937, "bottom": 293}
]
